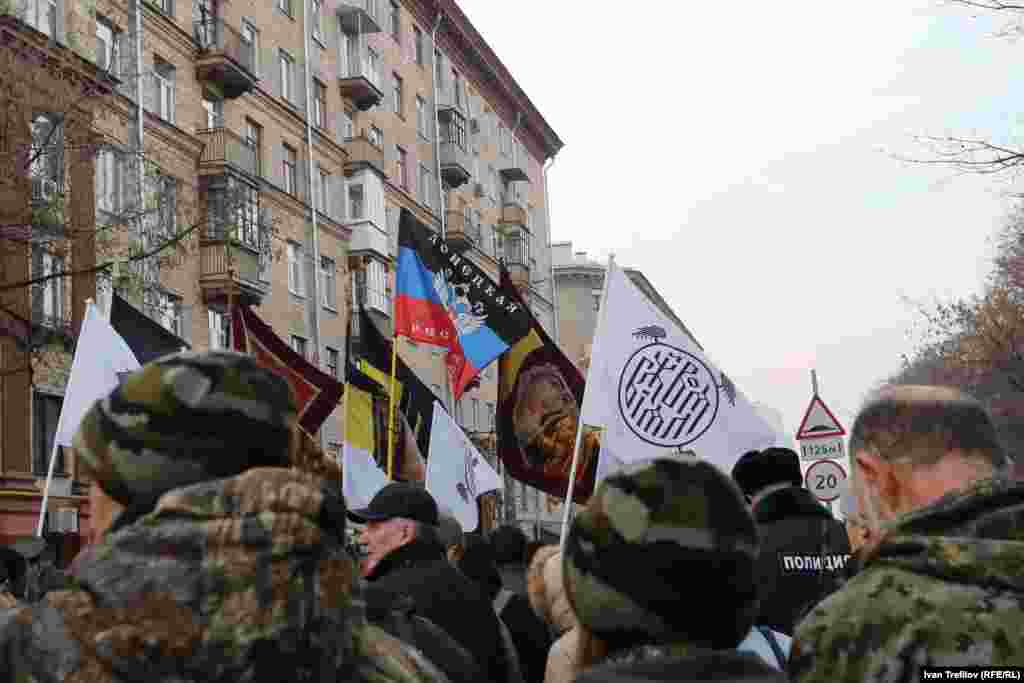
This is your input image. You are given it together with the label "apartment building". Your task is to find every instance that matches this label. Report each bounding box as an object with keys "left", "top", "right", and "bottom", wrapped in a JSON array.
[{"left": 0, "top": 0, "right": 563, "bottom": 550}]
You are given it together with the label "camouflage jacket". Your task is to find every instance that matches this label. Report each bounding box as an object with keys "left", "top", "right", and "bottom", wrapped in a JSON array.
[
  {"left": 0, "top": 468, "right": 449, "bottom": 683},
  {"left": 791, "top": 476, "right": 1024, "bottom": 682}
]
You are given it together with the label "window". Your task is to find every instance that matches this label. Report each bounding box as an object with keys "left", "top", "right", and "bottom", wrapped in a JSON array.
[
  {"left": 278, "top": 0, "right": 292, "bottom": 17},
  {"left": 313, "top": 80, "right": 326, "bottom": 129},
  {"left": 35, "top": 249, "right": 63, "bottom": 325},
  {"left": 279, "top": 50, "right": 293, "bottom": 102},
  {"left": 368, "top": 125, "right": 383, "bottom": 148},
  {"left": 341, "top": 110, "right": 354, "bottom": 140},
  {"left": 452, "top": 68, "right": 463, "bottom": 109},
  {"left": 318, "top": 167, "right": 329, "bottom": 214},
  {"left": 290, "top": 335, "right": 308, "bottom": 359},
  {"left": 414, "top": 27, "right": 424, "bottom": 65},
  {"left": 365, "top": 259, "right": 388, "bottom": 311},
  {"left": 33, "top": 393, "right": 65, "bottom": 476},
  {"left": 208, "top": 310, "right": 230, "bottom": 349},
  {"left": 311, "top": 0, "right": 323, "bottom": 41},
  {"left": 156, "top": 291, "right": 182, "bottom": 336},
  {"left": 30, "top": 114, "right": 61, "bottom": 201},
  {"left": 155, "top": 0, "right": 173, "bottom": 13},
  {"left": 201, "top": 96, "right": 223, "bottom": 129},
  {"left": 472, "top": 398, "right": 480, "bottom": 430},
  {"left": 434, "top": 49, "right": 443, "bottom": 93},
  {"left": 95, "top": 148, "right": 120, "bottom": 213},
  {"left": 245, "top": 119, "right": 262, "bottom": 175},
  {"left": 27, "top": 0, "right": 58, "bottom": 38},
  {"left": 233, "top": 181, "right": 259, "bottom": 247},
  {"left": 349, "top": 182, "right": 365, "bottom": 219},
  {"left": 485, "top": 402, "right": 494, "bottom": 431},
  {"left": 367, "top": 47, "right": 380, "bottom": 87},
  {"left": 241, "top": 21, "right": 259, "bottom": 74},
  {"left": 418, "top": 164, "right": 431, "bottom": 208},
  {"left": 96, "top": 17, "right": 120, "bottom": 76},
  {"left": 154, "top": 57, "right": 176, "bottom": 123},
  {"left": 416, "top": 95, "right": 428, "bottom": 139},
  {"left": 320, "top": 256, "right": 337, "bottom": 309},
  {"left": 288, "top": 241, "right": 305, "bottom": 295},
  {"left": 326, "top": 347, "right": 339, "bottom": 379},
  {"left": 390, "top": 1, "right": 400, "bottom": 40},
  {"left": 396, "top": 146, "right": 408, "bottom": 189},
  {"left": 592, "top": 288, "right": 602, "bottom": 311},
  {"left": 393, "top": 72, "right": 403, "bottom": 117},
  {"left": 283, "top": 144, "right": 297, "bottom": 195},
  {"left": 153, "top": 173, "right": 177, "bottom": 240}
]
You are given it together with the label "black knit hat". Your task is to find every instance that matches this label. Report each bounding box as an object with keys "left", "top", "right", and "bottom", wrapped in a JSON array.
[
  {"left": 563, "top": 459, "right": 760, "bottom": 651},
  {"left": 731, "top": 447, "right": 803, "bottom": 498}
]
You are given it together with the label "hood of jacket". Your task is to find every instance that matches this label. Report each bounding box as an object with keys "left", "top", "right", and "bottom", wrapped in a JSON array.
[
  {"left": 867, "top": 476, "right": 1024, "bottom": 594},
  {"left": 49, "top": 467, "right": 362, "bottom": 682},
  {"left": 753, "top": 486, "right": 832, "bottom": 526}
]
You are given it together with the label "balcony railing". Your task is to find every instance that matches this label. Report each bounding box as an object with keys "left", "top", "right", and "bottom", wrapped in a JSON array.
[
  {"left": 197, "top": 127, "right": 259, "bottom": 179},
  {"left": 194, "top": 18, "right": 258, "bottom": 98},
  {"left": 337, "top": 51, "right": 383, "bottom": 110},
  {"left": 344, "top": 133, "right": 384, "bottom": 174},
  {"left": 337, "top": 0, "right": 382, "bottom": 34}
]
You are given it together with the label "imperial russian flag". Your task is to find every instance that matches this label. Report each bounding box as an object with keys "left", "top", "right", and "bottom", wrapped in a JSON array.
[{"left": 395, "top": 208, "right": 533, "bottom": 399}]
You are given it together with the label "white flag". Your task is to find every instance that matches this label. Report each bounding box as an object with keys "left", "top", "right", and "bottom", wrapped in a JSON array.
[
  {"left": 54, "top": 302, "right": 141, "bottom": 447},
  {"left": 580, "top": 261, "right": 776, "bottom": 480},
  {"left": 426, "top": 402, "right": 503, "bottom": 532}
]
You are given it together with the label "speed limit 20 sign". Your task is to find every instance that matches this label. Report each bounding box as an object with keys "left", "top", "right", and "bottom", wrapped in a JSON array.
[{"left": 805, "top": 459, "right": 846, "bottom": 503}]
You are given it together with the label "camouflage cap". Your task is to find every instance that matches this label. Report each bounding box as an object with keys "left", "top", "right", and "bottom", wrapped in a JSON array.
[
  {"left": 563, "top": 458, "right": 760, "bottom": 651},
  {"left": 73, "top": 351, "right": 297, "bottom": 508}
]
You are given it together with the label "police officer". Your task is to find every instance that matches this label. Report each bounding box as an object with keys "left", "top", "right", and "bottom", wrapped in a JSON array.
[{"left": 732, "top": 448, "right": 850, "bottom": 636}]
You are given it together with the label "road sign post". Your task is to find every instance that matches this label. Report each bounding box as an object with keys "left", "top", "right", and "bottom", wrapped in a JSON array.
[
  {"left": 796, "top": 375, "right": 847, "bottom": 515},
  {"left": 805, "top": 459, "right": 846, "bottom": 503}
]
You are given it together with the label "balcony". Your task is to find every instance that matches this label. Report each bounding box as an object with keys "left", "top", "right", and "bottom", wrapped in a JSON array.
[
  {"left": 197, "top": 127, "right": 259, "bottom": 181},
  {"left": 337, "top": 0, "right": 382, "bottom": 33},
  {"left": 194, "top": 19, "right": 258, "bottom": 99},
  {"left": 344, "top": 133, "right": 385, "bottom": 176},
  {"left": 503, "top": 228, "right": 530, "bottom": 290},
  {"left": 500, "top": 161, "right": 529, "bottom": 184},
  {"left": 501, "top": 196, "right": 527, "bottom": 227},
  {"left": 349, "top": 221, "right": 389, "bottom": 260},
  {"left": 199, "top": 238, "right": 269, "bottom": 307},
  {"left": 338, "top": 53, "right": 383, "bottom": 110},
  {"left": 439, "top": 108, "right": 471, "bottom": 188},
  {"left": 445, "top": 206, "right": 480, "bottom": 252}
]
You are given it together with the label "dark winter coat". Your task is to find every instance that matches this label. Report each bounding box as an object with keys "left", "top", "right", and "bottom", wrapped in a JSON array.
[
  {"left": 574, "top": 644, "right": 785, "bottom": 683},
  {"left": 363, "top": 537, "right": 508, "bottom": 682},
  {"left": 751, "top": 486, "right": 850, "bottom": 635}
]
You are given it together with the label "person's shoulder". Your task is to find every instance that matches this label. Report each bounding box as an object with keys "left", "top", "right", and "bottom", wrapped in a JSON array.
[{"left": 354, "top": 622, "right": 452, "bottom": 682}]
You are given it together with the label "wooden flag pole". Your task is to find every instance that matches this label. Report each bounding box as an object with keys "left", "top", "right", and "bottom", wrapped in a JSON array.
[
  {"left": 386, "top": 332, "right": 399, "bottom": 480},
  {"left": 559, "top": 254, "right": 615, "bottom": 550}
]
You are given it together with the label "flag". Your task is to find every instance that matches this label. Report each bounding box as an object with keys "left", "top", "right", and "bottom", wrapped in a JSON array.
[
  {"left": 342, "top": 378, "right": 389, "bottom": 511},
  {"left": 580, "top": 261, "right": 777, "bottom": 480},
  {"left": 357, "top": 306, "right": 439, "bottom": 458},
  {"left": 231, "top": 304, "right": 343, "bottom": 435},
  {"left": 497, "top": 265, "right": 598, "bottom": 504},
  {"left": 394, "top": 208, "right": 533, "bottom": 399},
  {"left": 54, "top": 302, "right": 141, "bottom": 447},
  {"left": 426, "top": 402, "right": 502, "bottom": 532},
  {"left": 356, "top": 359, "right": 427, "bottom": 482},
  {"left": 110, "top": 293, "right": 189, "bottom": 365}
]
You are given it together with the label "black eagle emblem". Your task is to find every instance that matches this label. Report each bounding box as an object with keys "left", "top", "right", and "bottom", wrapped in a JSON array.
[
  {"left": 719, "top": 372, "right": 737, "bottom": 407},
  {"left": 633, "top": 325, "right": 667, "bottom": 342}
]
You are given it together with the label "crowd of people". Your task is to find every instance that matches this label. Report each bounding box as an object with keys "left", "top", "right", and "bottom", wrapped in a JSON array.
[{"left": 0, "top": 350, "right": 1022, "bottom": 681}]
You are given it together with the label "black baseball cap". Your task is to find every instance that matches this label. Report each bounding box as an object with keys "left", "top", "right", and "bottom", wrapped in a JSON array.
[{"left": 348, "top": 483, "right": 439, "bottom": 526}]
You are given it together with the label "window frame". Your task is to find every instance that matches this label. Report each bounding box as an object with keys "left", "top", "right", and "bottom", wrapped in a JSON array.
[
  {"left": 288, "top": 241, "right": 305, "bottom": 296},
  {"left": 389, "top": 1, "right": 400, "bottom": 41},
  {"left": 313, "top": 79, "right": 326, "bottom": 129},
  {"left": 290, "top": 335, "right": 308, "bottom": 359},
  {"left": 320, "top": 255, "right": 337, "bottom": 310},
  {"left": 414, "top": 26, "right": 424, "bottom": 65},
  {"left": 96, "top": 16, "right": 120, "bottom": 77},
  {"left": 396, "top": 145, "right": 408, "bottom": 190},
  {"left": 392, "top": 71, "right": 403, "bottom": 118},
  {"left": 279, "top": 49, "right": 294, "bottom": 102},
  {"left": 283, "top": 143, "right": 297, "bottom": 196}
]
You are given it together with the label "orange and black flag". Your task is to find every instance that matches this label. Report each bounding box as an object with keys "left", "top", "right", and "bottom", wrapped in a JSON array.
[{"left": 497, "top": 266, "right": 598, "bottom": 504}]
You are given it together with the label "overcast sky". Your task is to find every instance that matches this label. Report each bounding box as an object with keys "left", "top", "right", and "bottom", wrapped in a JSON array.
[{"left": 459, "top": 0, "right": 1024, "bottom": 444}]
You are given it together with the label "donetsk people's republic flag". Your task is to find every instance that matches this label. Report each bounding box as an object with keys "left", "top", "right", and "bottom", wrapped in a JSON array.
[{"left": 394, "top": 208, "right": 533, "bottom": 399}]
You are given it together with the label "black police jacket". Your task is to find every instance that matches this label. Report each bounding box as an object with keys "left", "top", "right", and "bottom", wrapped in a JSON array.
[{"left": 751, "top": 486, "right": 851, "bottom": 636}]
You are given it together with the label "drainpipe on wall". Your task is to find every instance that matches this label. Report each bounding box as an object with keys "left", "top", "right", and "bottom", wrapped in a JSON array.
[
  {"left": 544, "top": 155, "right": 558, "bottom": 344},
  {"left": 301, "top": 0, "right": 325, "bottom": 449},
  {"left": 132, "top": 0, "right": 145, "bottom": 303}
]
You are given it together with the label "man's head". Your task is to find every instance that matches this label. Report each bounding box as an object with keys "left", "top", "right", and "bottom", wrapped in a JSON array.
[
  {"left": 437, "top": 508, "right": 465, "bottom": 564},
  {"left": 731, "top": 447, "right": 803, "bottom": 507},
  {"left": 563, "top": 458, "right": 759, "bottom": 652},
  {"left": 490, "top": 524, "right": 528, "bottom": 566},
  {"left": 849, "top": 385, "right": 1007, "bottom": 537},
  {"left": 348, "top": 483, "right": 439, "bottom": 576},
  {"left": 74, "top": 351, "right": 297, "bottom": 539}
]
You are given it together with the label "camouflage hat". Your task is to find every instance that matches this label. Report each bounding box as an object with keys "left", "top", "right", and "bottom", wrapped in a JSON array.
[
  {"left": 563, "top": 458, "right": 760, "bottom": 651},
  {"left": 74, "top": 351, "right": 297, "bottom": 508}
]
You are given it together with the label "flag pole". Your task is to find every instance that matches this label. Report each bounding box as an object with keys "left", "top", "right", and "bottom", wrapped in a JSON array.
[
  {"left": 386, "top": 332, "right": 399, "bottom": 480},
  {"left": 559, "top": 255, "right": 615, "bottom": 550},
  {"left": 36, "top": 298, "right": 96, "bottom": 537}
]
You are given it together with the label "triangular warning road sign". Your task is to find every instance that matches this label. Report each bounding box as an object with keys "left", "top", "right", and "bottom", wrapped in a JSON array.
[{"left": 796, "top": 395, "right": 846, "bottom": 439}]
